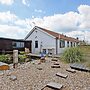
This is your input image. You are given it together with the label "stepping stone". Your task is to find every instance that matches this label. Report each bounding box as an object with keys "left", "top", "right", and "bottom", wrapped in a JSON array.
[
  {"left": 66, "top": 68, "right": 76, "bottom": 73},
  {"left": 37, "top": 67, "right": 42, "bottom": 70},
  {"left": 10, "top": 75, "right": 17, "bottom": 81},
  {"left": 51, "top": 65, "right": 60, "bottom": 68},
  {"left": 54, "top": 63, "right": 59, "bottom": 65},
  {"left": 56, "top": 73, "right": 68, "bottom": 78},
  {"left": 51, "top": 58, "right": 58, "bottom": 61},
  {"left": 46, "top": 82, "right": 63, "bottom": 90}
]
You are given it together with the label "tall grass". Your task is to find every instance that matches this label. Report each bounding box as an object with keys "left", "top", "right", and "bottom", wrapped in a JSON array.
[{"left": 62, "top": 47, "right": 83, "bottom": 63}]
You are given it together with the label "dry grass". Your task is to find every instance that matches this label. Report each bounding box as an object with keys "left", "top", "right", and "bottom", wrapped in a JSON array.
[{"left": 78, "top": 45, "right": 90, "bottom": 68}]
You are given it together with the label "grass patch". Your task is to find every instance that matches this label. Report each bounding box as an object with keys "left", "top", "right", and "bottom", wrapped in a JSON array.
[
  {"left": 61, "top": 45, "right": 90, "bottom": 68},
  {"left": 62, "top": 47, "right": 83, "bottom": 63}
]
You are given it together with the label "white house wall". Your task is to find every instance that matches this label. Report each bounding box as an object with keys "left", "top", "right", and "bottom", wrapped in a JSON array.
[
  {"left": 57, "top": 40, "right": 77, "bottom": 54},
  {"left": 57, "top": 40, "right": 67, "bottom": 54},
  {"left": 26, "top": 28, "right": 56, "bottom": 54}
]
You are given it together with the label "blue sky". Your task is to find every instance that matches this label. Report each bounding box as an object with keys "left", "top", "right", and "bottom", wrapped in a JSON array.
[
  {"left": 0, "top": 0, "right": 90, "bottom": 18},
  {"left": 0, "top": 0, "right": 90, "bottom": 43}
]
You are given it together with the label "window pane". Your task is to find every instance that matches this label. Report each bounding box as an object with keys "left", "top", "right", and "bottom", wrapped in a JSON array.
[
  {"left": 60, "top": 39, "right": 65, "bottom": 48},
  {"left": 35, "top": 41, "right": 38, "bottom": 48}
]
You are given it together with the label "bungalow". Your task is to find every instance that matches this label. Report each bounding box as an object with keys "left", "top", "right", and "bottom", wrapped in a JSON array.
[{"left": 25, "top": 26, "right": 79, "bottom": 55}]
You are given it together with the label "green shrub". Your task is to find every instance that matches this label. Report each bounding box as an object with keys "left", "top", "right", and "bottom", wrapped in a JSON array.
[
  {"left": 18, "top": 54, "right": 27, "bottom": 63},
  {"left": 19, "top": 51, "right": 25, "bottom": 55},
  {"left": 0, "top": 54, "right": 13, "bottom": 64},
  {"left": 62, "top": 47, "right": 83, "bottom": 63}
]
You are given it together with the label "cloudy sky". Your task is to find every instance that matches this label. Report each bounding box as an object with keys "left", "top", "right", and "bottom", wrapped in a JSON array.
[{"left": 0, "top": 0, "right": 90, "bottom": 43}]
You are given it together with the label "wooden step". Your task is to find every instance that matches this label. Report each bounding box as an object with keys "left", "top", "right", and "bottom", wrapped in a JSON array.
[
  {"left": 70, "top": 63, "right": 90, "bottom": 72},
  {"left": 56, "top": 73, "right": 68, "bottom": 78}
]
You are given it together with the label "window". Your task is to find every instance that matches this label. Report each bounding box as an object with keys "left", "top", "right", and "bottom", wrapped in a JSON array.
[
  {"left": 71, "top": 42, "right": 72, "bottom": 47},
  {"left": 60, "top": 39, "right": 65, "bottom": 48},
  {"left": 35, "top": 41, "right": 38, "bottom": 48},
  {"left": 48, "top": 49, "right": 52, "bottom": 55},
  {"left": 67, "top": 41, "right": 69, "bottom": 47},
  {"left": 43, "top": 49, "right": 46, "bottom": 54},
  {"left": 12, "top": 42, "right": 24, "bottom": 48}
]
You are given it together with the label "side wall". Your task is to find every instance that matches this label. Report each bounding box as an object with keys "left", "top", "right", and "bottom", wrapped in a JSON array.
[
  {"left": 26, "top": 28, "right": 56, "bottom": 54},
  {"left": 57, "top": 40, "right": 77, "bottom": 54}
]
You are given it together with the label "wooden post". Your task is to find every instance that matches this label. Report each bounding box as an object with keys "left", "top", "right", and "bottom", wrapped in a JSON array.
[
  {"left": 25, "top": 48, "right": 30, "bottom": 54},
  {"left": 52, "top": 48, "right": 55, "bottom": 58},
  {"left": 13, "top": 50, "right": 18, "bottom": 68}
]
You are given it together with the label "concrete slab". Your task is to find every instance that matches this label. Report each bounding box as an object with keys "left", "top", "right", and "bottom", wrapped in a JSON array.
[
  {"left": 51, "top": 58, "right": 58, "bottom": 61},
  {"left": 56, "top": 73, "right": 68, "bottom": 78},
  {"left": 66, "top": 68, "right": 76, "bottom": 73},
  {"left": 46, "top": 82, "right": 63, "bottom": 90},
  {"left": 37, "top": 67, "right": 42, "bottom": 70},
  {"left": 54, "top": 63, "right": 59, "bottom": 65},
  {"left": 51, "top": 65, "right": 60, "bottom": 68}
]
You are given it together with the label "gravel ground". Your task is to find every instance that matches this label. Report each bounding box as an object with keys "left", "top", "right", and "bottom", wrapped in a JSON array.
[{"left": 0, "top": 57, "right": 90, "bottom": 90}]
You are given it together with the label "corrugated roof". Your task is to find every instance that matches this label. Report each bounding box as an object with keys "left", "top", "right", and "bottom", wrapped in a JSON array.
[{"left": 37, "top": 26, "right": 79, "bottom": 42}]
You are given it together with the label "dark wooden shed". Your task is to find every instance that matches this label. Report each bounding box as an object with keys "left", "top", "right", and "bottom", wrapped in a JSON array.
[{"left": 0, "top": 37, "right": 32, "bottom": 54}]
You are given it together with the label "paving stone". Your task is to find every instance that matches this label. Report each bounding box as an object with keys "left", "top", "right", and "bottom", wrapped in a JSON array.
[
  {"left": 37, "top": 67, "right": 42, "bottom": 70},
  {"left": 56, "top": 73, "right": 68, "bottom": 78},
  {"left": 10, "top": 75, "right": 17, "bottom": 81},
  {"left": 66, "top": 68, "right": 76, "bottom": 73},
  {"left": 51, "top": 58, "right": 58, "bottom": 61},
  {"left": 54, "top": 63, "right": 59, "bottom": 65},
  {"left": 51, "top": 65, "right": 60, "bottom": 68},
  {"left": 46, "top": 82, "right": 63, "bottom": 90}
]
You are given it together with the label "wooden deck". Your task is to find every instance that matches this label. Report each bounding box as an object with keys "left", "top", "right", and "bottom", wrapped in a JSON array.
[
  {"left": 26, "top": 53, "right": 41, "bottom": 58},
  {"left": 70, "top": 63, "right": 90, "bottom": 72}
]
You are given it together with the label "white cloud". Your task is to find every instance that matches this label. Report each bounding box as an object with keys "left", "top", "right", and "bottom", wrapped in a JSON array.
[
  {"left": 35, "top": 9, "right": 45, "bottom": 13},
  {"left": 22, "top": 0, "right": 30, "bottom": 7},
  {"left": 0, "top": 11, "right": 17, "bottom": 24},
  {"left": 0, "top": 24, "right": 28, "bottom": 39},
  {"left": 0, "top": 0, "right": 14, "bottom": 5},
  {"left": 0, "top": 5, "right": 90, "bottom": 43}
]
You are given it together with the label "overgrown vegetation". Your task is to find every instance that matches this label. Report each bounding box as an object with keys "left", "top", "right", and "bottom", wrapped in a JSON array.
[
  {"left": 62, "top": 47, "right": 83, "bottom": 63},
  {"left": 0, "top": 51, "right": 30, "bottom": 64},
  {"left": 18, "top": 51, "right": 30, "bottom": 64},
  {"left": 78, "top": 45, "right": 90, "bottom": 67},
  {"left": 0, "top": 54, "right": 13, "bottom": 64}
]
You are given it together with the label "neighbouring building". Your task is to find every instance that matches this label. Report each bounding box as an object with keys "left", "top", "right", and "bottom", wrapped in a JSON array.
[
  {"left": 25, "top": 26, "right": 79, "bottom": 55},
  {"left": 0, "top": 37, "right": 32, "bottom": 54}
]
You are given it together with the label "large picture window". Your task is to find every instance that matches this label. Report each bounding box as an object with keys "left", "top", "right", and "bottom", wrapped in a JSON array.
[
  {"left": 35, "top": 41, "right": 38, "bottom": 48},
  {"left": 60, "top": 39, "right": 65, "bottom": 48},
  {"left": 12, "top": 42, "right": 24, "bottom": 48}
]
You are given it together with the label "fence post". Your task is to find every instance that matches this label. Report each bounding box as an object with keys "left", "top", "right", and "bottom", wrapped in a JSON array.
[{"left": 13, "top": 50, "right": 18, "bottom": 68}]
